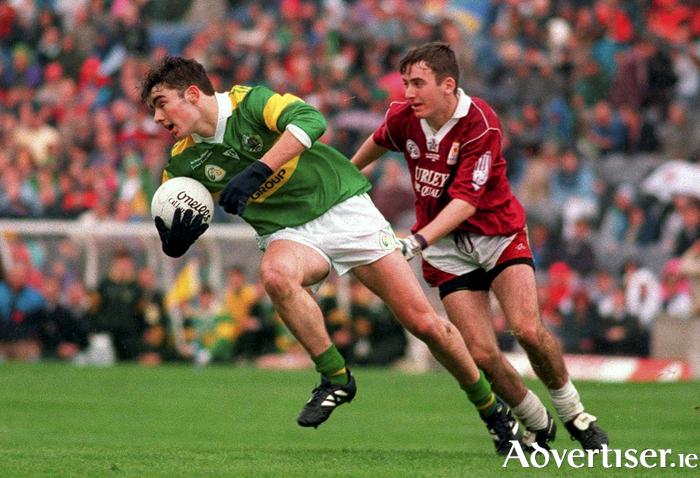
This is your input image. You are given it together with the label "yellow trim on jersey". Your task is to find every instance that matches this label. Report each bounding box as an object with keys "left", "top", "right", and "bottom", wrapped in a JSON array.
[
  {"left": 263, "top": 93, "right": 304, "bottom": 133},
  {"left": 171, "top": 136, "right": 196, "bottom": 156},
  {"left": 229, "top": 85, "right": 252, "bottom": 110},
  {"left": 161, "top": 170, "right": 170, "bottom": 184},
  {"left": 248, "top": 155, "right": 301, "bottom": 203}
]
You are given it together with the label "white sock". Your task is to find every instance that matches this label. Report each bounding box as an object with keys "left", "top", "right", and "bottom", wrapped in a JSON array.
[
  {"left": 548, "top": 379, "right": 585, "bottom": 423},
  {"left": 511, "top": 390, "right": 549, "bottom": 430}
]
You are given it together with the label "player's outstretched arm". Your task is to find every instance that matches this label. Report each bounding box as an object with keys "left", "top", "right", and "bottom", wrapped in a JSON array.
[
  {"left": 415, "top": 198, "right": 476, "bottom": 245},
  {"left": 350, "top": 135, "right": 388, "bottom": 172},
  {"left": 155, "top": 208, "right": 209, "bottom": 258}
]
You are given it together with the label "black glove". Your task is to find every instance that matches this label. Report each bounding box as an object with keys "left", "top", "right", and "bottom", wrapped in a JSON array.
[
  {"left": 155, "top": 208, "right": 209, "bottom": 258},
  {"left": 218, "top": 161, "right": 273, "bottom": 216}
]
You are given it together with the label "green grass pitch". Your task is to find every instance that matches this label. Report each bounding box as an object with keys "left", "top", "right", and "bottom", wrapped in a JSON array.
[{"left": 0, "top": 363, "right": 698, "bottom": 477}]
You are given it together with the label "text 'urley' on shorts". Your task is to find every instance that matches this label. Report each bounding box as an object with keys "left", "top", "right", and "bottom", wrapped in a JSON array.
[
  {"left": 256, "top": 193, "right": 399, "bottom": 291},
  {"left": 421, "top": 227, "right": 535, "bottom": 294}
]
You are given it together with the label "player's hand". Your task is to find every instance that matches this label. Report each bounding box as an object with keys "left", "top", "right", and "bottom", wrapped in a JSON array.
[
  {"left": 398, "top": 234, "right": 424, "bottom": 261},
  {"left": 155, "top": 208, "right": 209, "bottom": 258},
  {"left": 218, "top": 161, "right": 273, "bottom": 216}
]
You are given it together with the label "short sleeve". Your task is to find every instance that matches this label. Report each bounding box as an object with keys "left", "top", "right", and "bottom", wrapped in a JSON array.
[{"left": 373, "top": 104, "right": 403, "bottom": 152}]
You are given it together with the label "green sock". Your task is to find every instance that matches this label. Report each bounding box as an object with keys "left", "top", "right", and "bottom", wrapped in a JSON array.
[
  {"left": 462, "top": 370, "right": 497, "bottom": 418},
  {"left": 312, "top": 344, "right": 348, "bottom": 385}
]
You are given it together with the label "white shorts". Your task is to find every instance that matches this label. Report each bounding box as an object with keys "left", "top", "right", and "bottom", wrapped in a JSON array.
[
  {"left": 422, "top": 231, "right": 517, "bottom": 276},
  {"left": 257, "top": 194, "right": 399, "bottom": 289}
]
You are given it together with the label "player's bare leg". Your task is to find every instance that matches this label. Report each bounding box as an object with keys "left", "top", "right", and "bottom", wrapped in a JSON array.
[
  {"left": 352, "top": 250, "right": 523, "bottom": 454},
  {"left": 490, "top": 264, "right": 566, "bottom": 389},
  {"left": 443, "top": 288, "right": 554, "bottom": 450},
  {"left": 259, "top": 240, "right": 332, "bottom": 356},
  {"left": 260, "top": 240, "right": 356, "bottom": 428},
  {"left": 442, "top": 290, "right": 528, "bottom": 405},
  {"left": 352, "top": 250, "right": 481, "bottom": 385},
  {"left": 491, "top": 264, "right": 608, "bottom": 450}
]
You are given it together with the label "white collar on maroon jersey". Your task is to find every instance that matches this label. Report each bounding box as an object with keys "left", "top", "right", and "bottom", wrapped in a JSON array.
[
  {"left": 419, "top": 88, "right": 472, "bottom": 150},
  {"left": 192, "top": 92, "right": 233, "bottom": 144}
]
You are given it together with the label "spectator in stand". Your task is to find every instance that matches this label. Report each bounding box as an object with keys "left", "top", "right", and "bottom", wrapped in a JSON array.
[
  {"left": 623, "top": 260, "right": 662, "bottom": 356},
  {"left": 610, "top": 37, "right": 651, "bottom": 111},
  {"left": 595, "top": 287, "right": 644, "bottom": 356},
  {"left": 599, "top": 184, "right": 657, "bottom": 252},
  {"left": 549, "top": 149, "right": 598, "bottom": 207},
  {"left": 643, "top": 36, "right": 677, "bottom": 118},
  {"left": 672, "top": 197, "right": 700, "bottom": 257},
  {"left": 599, "top": 183, "right": 635, "bottom": 253},
  {"left": 0, "top": 261, "right": 45, "bottom": 361},
  {"left": 233, "top": 285, "right": 279, "bottom": 363},
  {"left": 658, "top": 102, "right": 700, "bottom": 160},
  {"left": 660, "top": 258, "right": 693, "bottom": 320},
  {"left": 619, "top": 106, "right": 658, "bottom": 154},
  {"left": 549, "top": 149, "right": 599, "bottom": 237},
  {"left": 369, "top": 158, "right": 416, "bottom": 230},
  {"left": 561, "top": 219, "right": 597, "bottom": 278},
  {"left": 585, "top": 101, "right": 627, "bottom": 157},
  {"left": 516, "top": 141, "right": 557, "bottom": 209},
  {"left": 38, "top": 277, "right": 90, "bottom": 361},
  {"left": 557, "top": 287, "right": 596, "bottom": 355},
  {"left": 0, "top": 168, "right": 42, "bottom": 217},
  {"left": 679, "top": 239, "right": 700, "bottom": 317},
  {"left": 590, "top": 269, "right": 617, "bottom": 309},
  {"left": 184, "top": 284, "right": 236, "bottom": 365},
  {"left": 223, "top": 266, "right": 259, "bottom": 341},
  {"left": 573, "top": 56, "right": 611, "bottom": 110},
  {"left": 348, "top": 279, "right": 407, "bottom": 367},
  {"left": 91, "top": 251, "right": 146, "bottom": 361},
  {"left": 137, "top": 266, "right": 170, "bottom": 364},
  {"left": 540, "top": 261, "right": 575, "bottom": 331},
  {"left": 529, "top": 221, "right": 560, "bottom": 272}
]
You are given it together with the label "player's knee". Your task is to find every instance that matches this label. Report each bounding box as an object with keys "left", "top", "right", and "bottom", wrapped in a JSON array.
[
  {"left": 471, "top": 348, "right": 503, "bottom": 374},
  {"left": 405, "top": 313, "right": 448, "bottom": 344},
  {"left": 514, "top": 322, "right": 547, "bottom": 351},
  {"left": 260, "top": 262, "right": 296, "bottom": 298}
]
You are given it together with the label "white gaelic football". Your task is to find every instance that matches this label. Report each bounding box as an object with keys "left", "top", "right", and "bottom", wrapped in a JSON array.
[{"left": 151, "top": 177, "right": 214, "bottom": 227}]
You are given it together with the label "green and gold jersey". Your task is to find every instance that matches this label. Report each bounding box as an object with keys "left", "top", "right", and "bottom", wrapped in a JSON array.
[{"left": 163, "top": 85, "right": 371, "bottom": 236}]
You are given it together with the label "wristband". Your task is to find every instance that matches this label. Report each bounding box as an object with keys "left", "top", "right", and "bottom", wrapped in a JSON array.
[{"left": 414, "top": 233, "right": 429, "bottom": 250}]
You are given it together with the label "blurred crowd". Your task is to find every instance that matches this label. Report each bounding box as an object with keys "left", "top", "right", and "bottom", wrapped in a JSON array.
[
  {"left": 2, "top": 0, "right": 700, "bottom": 364},
  {"left": 0, "top": 252, "right": 408, "bottom": 366}
]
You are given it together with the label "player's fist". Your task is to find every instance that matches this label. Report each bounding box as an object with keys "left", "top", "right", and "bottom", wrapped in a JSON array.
[
  {"left": 398, "top": 235, "right": 423, "bottom": 261},
  {"left": 218, "top": 161, "right": 273, "bottom": 216}
]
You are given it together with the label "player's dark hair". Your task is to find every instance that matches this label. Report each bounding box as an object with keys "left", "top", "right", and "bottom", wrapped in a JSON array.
[
  {"left": 140, "top": 55, "right": 215, "bottom": 105},
  {"left": 399, "top": 42, "right": 459, "bottom": 92}
]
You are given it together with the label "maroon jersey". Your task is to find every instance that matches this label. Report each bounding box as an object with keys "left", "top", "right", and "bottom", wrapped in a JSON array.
[{"left": 373, "top": 91, "right": 526, "bottom": 236}]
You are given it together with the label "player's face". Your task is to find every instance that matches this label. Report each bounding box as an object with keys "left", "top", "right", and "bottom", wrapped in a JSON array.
[
  {"left": 149, "top": 85, "right": 200, "bottom": 140},
  {"left": 402, "top": 62, "right": 454, "bottom": 125}
]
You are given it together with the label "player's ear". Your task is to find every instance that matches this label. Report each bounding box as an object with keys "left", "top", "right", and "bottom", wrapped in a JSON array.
[
  {"left": 185, "top": 86, "right": 200, "bottom": 104},
  {"left": 443, "top": 77, "right": 456, "bottom": 96}
]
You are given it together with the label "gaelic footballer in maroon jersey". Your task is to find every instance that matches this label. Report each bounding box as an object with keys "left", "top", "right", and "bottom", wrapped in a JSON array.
[
  {"left": 353, "top": 41, "right": 608, "bottom": 453},
  {"left": 373, "top": 91, "right": 526, "bottom": 238}
]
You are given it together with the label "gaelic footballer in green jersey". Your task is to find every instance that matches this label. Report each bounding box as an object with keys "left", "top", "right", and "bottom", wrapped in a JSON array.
[
  {"left": 144, "top": 56, "right": 506, "bottom": 435},
  {"left": 162, "top": 85, "right": 371, "bottom": 236}
]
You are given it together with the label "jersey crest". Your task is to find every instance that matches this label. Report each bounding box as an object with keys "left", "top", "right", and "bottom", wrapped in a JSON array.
[
  {"left": 205, "top": 165, "right": 226, "bottom": 182},
  {"left": 447, "top": 142, "right": 460, "bottom": 166},
  {"left": 242, "top": 133, "right": 263, "bottom": 153},
  {"left": 406, "top": 139, "right": 420, "bottom": 159}
]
